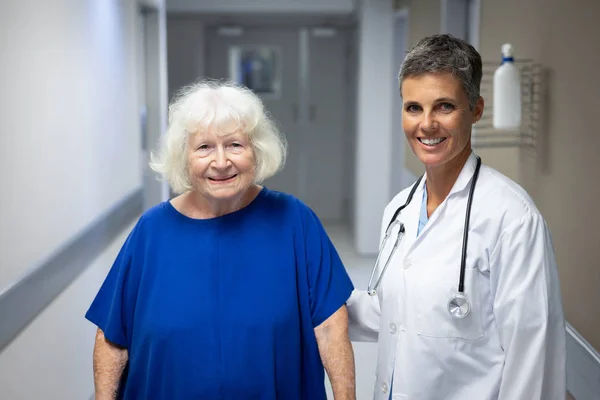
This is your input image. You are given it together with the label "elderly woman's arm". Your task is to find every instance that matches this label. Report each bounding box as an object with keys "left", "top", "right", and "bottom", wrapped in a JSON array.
[
  {"left": 314, "top": 305, "right": 356, "bottom": 400},
  {"left": 93, "top": 328, "right": 128, "bottom": 400}
]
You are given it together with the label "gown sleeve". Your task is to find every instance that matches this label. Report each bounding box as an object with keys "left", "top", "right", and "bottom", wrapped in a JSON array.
[
  {"left": 301, "top": 206, "right": 354, "bottom": 327},
  {"left": 85, "top": 221, "right": 143, "bottom": 348}
]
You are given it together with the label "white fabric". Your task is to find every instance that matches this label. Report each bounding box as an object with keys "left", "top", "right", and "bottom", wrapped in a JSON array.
[{"left": 347, "top": 152, "right": 566, "bottom": 400}]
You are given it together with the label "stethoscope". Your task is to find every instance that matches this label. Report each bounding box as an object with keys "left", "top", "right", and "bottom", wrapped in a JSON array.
[{"left": 367, "top": 156, "right": 482, "bottom": 319}]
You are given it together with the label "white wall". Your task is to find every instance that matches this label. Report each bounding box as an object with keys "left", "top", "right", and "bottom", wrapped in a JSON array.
[
  {"left": 0, "top": 0, "right": 142, "bottom": 289},
  {"left": 166, "top": 0, "right": 355, "bottom": 14},
  {"left": 0, "top": 0, "right": 163, "bottom": 398},
  {"left": 0, "top": 223, "right": 135, "bottom": 400},
  {"left": 353, "top": 0, "right": 395, "bottom": 254}
]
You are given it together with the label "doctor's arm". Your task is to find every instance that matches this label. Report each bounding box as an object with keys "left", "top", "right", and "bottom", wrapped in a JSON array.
[
  {"left": 491, "top": 214, "right": 566, "bottom": 400},
  {"left": 345, "top": 210, "right": 388, "bottom": 343},
  {"left": 315, "top": 306, "right": 356, "bottom": 400},
  {"left": 345, "top": 289, "right": 381, "bottom": 342}
]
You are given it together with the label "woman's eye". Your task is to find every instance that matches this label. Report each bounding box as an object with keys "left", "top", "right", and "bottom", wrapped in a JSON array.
[
  {"left": 228, "top": 143, "right": 245, "bottom": 153},
  {"left": 406, "top": 104, "right": 421, "bottom": 113},
  {"left": 439, "top": 103, "right": 455, "bottom": 112},
  {"left": 197, "top": 144, "right": 211, "bottom": 151}
]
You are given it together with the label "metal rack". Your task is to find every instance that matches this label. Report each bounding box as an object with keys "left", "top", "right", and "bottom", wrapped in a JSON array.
[{"left": 473, "top": 60, "right": 543, "bottom": 148}]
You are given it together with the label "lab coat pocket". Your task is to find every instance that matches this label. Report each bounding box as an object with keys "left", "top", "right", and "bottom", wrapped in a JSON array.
[{"left": 415, "top": 263, "right": 483, "bottom": 340}]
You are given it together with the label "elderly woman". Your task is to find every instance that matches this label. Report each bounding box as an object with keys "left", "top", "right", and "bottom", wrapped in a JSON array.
[
  {"left": 347, "top": 35, "right": 565, "bottom": 399},
  {"left": 86, "top": 81, "right": 356, "bottom": 400}
]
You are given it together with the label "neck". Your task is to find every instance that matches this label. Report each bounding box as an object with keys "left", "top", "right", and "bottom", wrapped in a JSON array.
[
  {"left": 187, "top": 185, "right": 261, "bottom": 219},
  {"left": 425, "top": 146, "right": 471, "bottom": 216}
]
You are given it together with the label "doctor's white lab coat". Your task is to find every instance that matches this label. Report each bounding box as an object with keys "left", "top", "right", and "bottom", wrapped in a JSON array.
[{"left": 347, "top": 153, "right": 566, "bottom": 400}]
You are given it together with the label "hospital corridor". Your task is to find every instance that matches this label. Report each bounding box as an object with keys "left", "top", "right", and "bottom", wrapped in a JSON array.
[{"left": 1, "top": 0, "right": 599, "bottom": 399}]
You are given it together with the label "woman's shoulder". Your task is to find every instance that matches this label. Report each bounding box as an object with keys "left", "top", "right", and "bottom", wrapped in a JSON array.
[
  {"left": 477, "top": 164, "right": 544, "bottom": 228},
  {"left": 137, "top": 201, "right": 175, "bottom": 225},
  {"left": 384, "top": 178, "right": 422, "bottom": 216},
  {"left": 121, "top": 201, "right": 180, "bottom": 244},
  {"left": 261, "top": 187, "right": 312, "bottom": 213},
  {"left": 261, "top": 187, "right": 323, "bottom": 226}
]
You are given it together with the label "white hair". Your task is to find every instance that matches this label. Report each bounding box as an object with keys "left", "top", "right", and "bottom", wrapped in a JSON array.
[{"left": 150, "top": 80, "right": 287, "bottom": 194}]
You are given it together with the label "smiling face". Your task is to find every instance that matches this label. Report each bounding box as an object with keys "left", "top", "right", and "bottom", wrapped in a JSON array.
[
  {"left": 187, "top": 127, "right": 256, "bottom": 203},
  {"left": 401, "top": 72, "right": 483, "bottom": 171}
]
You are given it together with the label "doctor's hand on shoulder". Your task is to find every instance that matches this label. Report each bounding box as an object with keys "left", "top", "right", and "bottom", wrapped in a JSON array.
[{"left": 347, "top": 34, "right": 566, "bottom": 400}]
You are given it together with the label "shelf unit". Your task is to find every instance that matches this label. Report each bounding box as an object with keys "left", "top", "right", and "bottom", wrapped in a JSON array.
[{"left": 473, "top": 60, "right": 543, "bottom": 149}]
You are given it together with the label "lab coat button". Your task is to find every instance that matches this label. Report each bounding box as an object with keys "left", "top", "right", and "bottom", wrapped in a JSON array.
[
  {"left": 381, "top": 382, "right": 389, "bottom": 393},
  {"left": 389, "top": 323, "right": 398, "bottom": 334},
  {"left": 404, "top": 259, "right": 412, "bottom": 269}
]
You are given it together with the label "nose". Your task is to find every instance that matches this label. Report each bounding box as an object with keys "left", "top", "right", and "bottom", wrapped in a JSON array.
[
  {"left": 421, "top": 111, "right": 438, "bottom": 132},
  {"left": 212, "top": 146, "right": 230, "bottom": 169}
]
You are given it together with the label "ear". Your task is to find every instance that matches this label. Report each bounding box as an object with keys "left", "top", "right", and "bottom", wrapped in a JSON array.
[{"left": 473, "top": 96, "right": 484, "bottom": 123}]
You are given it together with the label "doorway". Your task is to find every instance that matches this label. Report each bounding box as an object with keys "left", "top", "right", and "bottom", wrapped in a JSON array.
[{"left": 205, "top": 24, "right": 354, "bottom": 223}]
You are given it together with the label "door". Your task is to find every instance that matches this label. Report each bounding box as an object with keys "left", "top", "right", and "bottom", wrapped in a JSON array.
[
  {"left": 206, "top": 27, "right": 302, "bottom": 203},
  {"left": 205, "top": 25, "right": 349, "bottom": 223},
  {"left": 306, "top": 28, "right": 349, "bottom": 222}
]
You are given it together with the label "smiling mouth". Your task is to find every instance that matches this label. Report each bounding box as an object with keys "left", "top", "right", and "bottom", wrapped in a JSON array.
[
  {"left": 418, "top": 137, "right": 447, "bottom": 147},
  {"left": 208, "top": 174, "right": 237, "bottom": 182}
]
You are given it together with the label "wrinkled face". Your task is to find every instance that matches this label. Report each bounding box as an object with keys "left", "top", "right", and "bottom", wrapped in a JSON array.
[
  {"left": 187, "top": 127, "right": 256, "bottom": 202},
  {"left": 401, "top": 72, "right": 483, "bottom": 169}
]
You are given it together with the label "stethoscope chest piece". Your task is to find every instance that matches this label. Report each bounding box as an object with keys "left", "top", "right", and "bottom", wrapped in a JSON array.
[
  {"left": 367, "top": 156, "right": 482, "bottom": 318},
  {"left": 447, "top": 293, "right": 471, "bottom": 319}
]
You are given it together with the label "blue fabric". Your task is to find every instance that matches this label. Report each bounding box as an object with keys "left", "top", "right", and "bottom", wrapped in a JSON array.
[
  {"left": 85, "top": 187, "right": 354, "bottom": 400},
  {"left": 417, "top": 183, "right": 428, "bottom": 237}
]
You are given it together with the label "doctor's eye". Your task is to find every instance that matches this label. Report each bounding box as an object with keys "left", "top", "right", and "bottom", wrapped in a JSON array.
[
  {"left": 405, "top": 104, "right": 422, "bottom": 113},
  {"left": 438, "top": 103, "right": 455, "bottom": 112}
]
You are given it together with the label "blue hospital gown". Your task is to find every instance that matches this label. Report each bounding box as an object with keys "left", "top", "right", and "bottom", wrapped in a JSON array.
[{"left": 85, "top": 187, "right": 354, "bottom": 400}]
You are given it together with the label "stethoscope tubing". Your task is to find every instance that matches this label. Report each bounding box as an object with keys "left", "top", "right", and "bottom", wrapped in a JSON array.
[{"left": 367, "top": 156, "right": 482, "bottom": 305}]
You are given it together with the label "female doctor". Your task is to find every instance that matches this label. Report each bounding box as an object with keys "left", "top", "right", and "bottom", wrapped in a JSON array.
[{"left": 346, "top": 34, "right": 566, "bottom": 400}]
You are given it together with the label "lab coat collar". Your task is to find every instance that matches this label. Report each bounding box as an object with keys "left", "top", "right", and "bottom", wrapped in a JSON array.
[
  {"left": 403, "top": 151, "right": 479, "bottom": 256},
  {"left": 420, "top": 150, "right": 479, "bottom": 199}
]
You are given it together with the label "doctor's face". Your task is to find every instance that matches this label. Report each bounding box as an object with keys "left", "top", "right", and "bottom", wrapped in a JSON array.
[{"left": 401, "top": 72, "right": 483, "bottom": 171}]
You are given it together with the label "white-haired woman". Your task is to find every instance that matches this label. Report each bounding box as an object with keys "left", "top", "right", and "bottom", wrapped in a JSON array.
[{"left": 86, "top": 81, "right": 356, "bottom": 400}]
